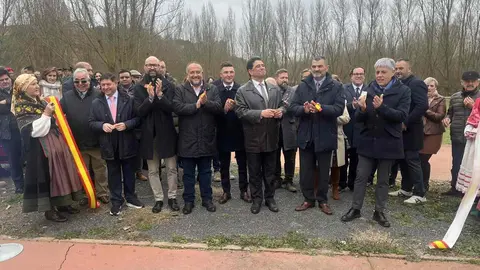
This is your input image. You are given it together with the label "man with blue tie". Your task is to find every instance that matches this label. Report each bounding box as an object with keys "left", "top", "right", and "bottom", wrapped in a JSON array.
[
  {"left": 290, "top": 56, "right": 345, "bottom": 215},
  {"left": 89, "top": 73, "right": 144, "bottom": 216}
]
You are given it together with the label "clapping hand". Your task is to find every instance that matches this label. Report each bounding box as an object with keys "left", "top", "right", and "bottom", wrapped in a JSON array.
[{"left": 373, "top": 95, "right": 383, "bottom": 109}]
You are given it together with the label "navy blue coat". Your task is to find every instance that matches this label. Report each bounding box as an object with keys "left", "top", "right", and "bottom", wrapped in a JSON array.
[
  {"left": 355, "top": 79, "right": 411, "bottom": 160},
  {"left": 212, "top": 80, "right": 245, "bottom": 152},
  {"left": 289, "top": 73, "right": 345, "bottom": 153},
  {"left": 89, "top": 91, "right": 140, "bottom": 160},
  {"left": 401, "top": 75, "right": 429, "bottom": 151}
]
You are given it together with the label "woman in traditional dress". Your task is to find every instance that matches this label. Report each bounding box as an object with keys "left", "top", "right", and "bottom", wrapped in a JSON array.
[
  {"left": 39, "top": 67, "right": 62, "bottom": 99},
  {"left": 13, "top": 74, "right": 83, "bottom": 222},
  {"left": 419, "top": 77, "right": 446, "bottom": 191},
  {"left": 456, "top": 98, "right": 480, "bottom": 194}
]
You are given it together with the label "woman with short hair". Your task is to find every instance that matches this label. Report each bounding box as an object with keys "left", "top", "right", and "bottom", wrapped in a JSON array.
[{"left": 420, "top": 77, "right": 446, "bottom": 191}]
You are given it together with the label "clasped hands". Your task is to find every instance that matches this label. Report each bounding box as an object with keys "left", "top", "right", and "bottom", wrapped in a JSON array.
[
  {"left": 196, "top": 92, "right": 207, "bottom": 109},
  {"left": 103, "top": 123, "right": 126, "bottom": 133},
  {"left": 261, "top": 109, "right": 283, "bottom": 119},
  {"left": 224, "top": 98, "right": 236, "bottom": 113}
]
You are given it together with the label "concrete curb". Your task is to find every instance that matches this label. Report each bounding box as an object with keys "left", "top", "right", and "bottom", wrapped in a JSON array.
[{"left": 1, "top": 235, "right": 478, "bottom": 264}]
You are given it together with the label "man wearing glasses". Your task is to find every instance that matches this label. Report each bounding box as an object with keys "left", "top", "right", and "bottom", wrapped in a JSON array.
[
  {"left": 340, "top": 67, "right": 367, "bottom": 192},
  {"left": 62, "top": 62, "right": 99, "bottom": 93},
  {"left": 60, "top": 68, "right": 109, "bottom": 206},
  {"left": 134, "top": 56, "right": 179, "bottom": 213}
]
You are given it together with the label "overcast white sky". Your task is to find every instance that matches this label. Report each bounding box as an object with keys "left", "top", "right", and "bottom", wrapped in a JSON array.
[{"left": 183, "top": 0, "right": 314, "bottom": 21}]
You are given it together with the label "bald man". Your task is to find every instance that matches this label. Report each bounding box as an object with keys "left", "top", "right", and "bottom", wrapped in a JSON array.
[
  {"left": 173, "top": 62, "right": 222, "bottom": 215},
  {"left": 63, "top": 62, "right": 98, "bottom": 93},
  {"left": 134, "top": 56, "right": 179, "bottom": 213}
]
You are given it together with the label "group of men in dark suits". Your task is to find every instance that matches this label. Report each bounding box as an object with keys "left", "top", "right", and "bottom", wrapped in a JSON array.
[{"left": 83, "top": 54, "right": 431, "bottom": 228}]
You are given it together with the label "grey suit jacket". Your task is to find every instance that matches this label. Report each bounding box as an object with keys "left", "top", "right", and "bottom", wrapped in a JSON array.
[{"left": 235, "top": 80, "right": 284, "bottom": 153}]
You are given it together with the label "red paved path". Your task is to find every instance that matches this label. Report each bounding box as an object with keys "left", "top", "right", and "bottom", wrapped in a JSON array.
[{"left": 1, "top": 240, "right": 478, "bottom": 270}]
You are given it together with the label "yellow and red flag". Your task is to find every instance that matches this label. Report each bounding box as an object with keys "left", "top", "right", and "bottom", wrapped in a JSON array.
[{"left": 46, "top": 96, "right": 99, "bottom": 209}]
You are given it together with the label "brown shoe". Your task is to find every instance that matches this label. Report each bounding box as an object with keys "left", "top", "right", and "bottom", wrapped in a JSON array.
[
  {"left": 240, "top": 191, "right": 252, "bottom": 203},
  {"left": 319, "top": 203, "right": 333, "bottom": 215},
  {"left": 98, "top": 196, "right": 110, "bottom": 204},
  {"left": 136, "top": 172, "right": 148, "bottom": 181},
  {"left": 218, "top": 193, "right": 231, "bottom": 204},
  {"left": 295, "top": 202, "right": 315, "bottom": 211}
]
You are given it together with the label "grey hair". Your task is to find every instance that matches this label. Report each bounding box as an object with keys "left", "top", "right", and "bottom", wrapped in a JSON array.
[
  {"left": 73, "top": 68, "right": 90, "bottom": 79},
  {"left": 374, "top": 58, "right": 395, "bottom": 71}
]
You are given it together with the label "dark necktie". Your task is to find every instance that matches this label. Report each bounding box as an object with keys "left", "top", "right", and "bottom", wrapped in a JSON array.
[
  {"left": 226, "top": 86, "right": 231, "bottom": 91},
  {"left": 356, "top": 87, "right": 360, "bottom": 97}
]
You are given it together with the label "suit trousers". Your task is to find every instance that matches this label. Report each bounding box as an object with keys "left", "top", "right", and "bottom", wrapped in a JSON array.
[
  {"left": 219, "top": 150, "right": 248, "bottom": 194},
  {"left": 247, "top": 151, "right": 276, "bottom": 203},
  {"left": 299, "top": 146, "right": 332, "bottom": 204},
  {"left": 81, "top": 148, "right": 108, "bottom": 197},
  {"left": 182, "top": 156, "right": 213, "bottom": 203},
  {"left": 106, "top": 157, "right": 136, "bottom": 206},
  {"left": 352, "top": 155, "right": 394, "bottom": 212},
  {"left": 399, "top": 150, "right": 425, "bottom": 197},
  {"left": 147, "top": 150, "right": 178, "bottom": 202}
]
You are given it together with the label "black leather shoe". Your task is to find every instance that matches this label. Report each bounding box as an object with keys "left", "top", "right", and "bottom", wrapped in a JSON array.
[
  {"left": 373, "top": 211, "right": 391, "bottom": 228},
  {"left": 218, "top": 193, "right": 232, "bottom": 204},
  {"left": 152, "top": 201, "right": 163, "bottom": 213},
  {"left": 57, "top": 205, "right": 80, "bottom": 214},
  {"left": 168, "top": 199, "right": 180, "bottom": 212},
  {"left": 341, "top": 208, "right": 361, "bottom": 222},
  {"left": 202, "top": 200, "right": 216, "bottom": 212},
  {"left": 265, "top": 199, "right": 279, "bottom": 212},
  {"left": 45, "top": 210, "right": 67, "bottom": 222},
  {"left": 251, "top": 201, "right": 261, "bottom": 214},
  {"left": 183, "top": 202, "right": 194, "bottom": 215}
]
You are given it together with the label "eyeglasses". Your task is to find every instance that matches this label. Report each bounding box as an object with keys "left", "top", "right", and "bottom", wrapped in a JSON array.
[
  {"left": 74, "top": 80, "right": 89, "bottom": 84},
  {"left": 145, "top": 64, "right": 159, "bottom": 68},
  {"left": 0, "top": 78, "right": 10, "bottom": 82},
  {"left": 352, "top": 73, "right": 365, "bottom": 76}
]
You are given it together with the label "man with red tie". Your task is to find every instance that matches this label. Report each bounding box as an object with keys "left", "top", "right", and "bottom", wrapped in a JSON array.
[{"left": 89, "top": 73, "right": 144, "bottom": 216}]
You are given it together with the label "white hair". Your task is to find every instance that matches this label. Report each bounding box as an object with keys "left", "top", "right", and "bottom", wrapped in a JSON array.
[
  {"left": 374, "top": 58, "right": 395, "bottom": 71},
  {"left": 73, "top": 68, "right": 90, "bottom": 79}
]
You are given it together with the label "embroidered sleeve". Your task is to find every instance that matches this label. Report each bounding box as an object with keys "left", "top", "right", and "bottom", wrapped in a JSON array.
[{"left": 31, "top": 114, "right": 51, "bottom": 138}]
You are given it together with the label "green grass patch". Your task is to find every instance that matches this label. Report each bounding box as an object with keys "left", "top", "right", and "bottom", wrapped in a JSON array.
[
  {"left": 5, "top": 194, "right": 23, "bottom": 204},
  {"left": 58, "top": 230, "right": 83, "bottom": 239},
  {"left": 86, "top": 227, "right": 117, "bottom": 239},
  {"left": 171, "top": 234, "right": 190, "bottom": 244},
  {"left": 200, "top": 231, "right": 404, "bottom": 255}
]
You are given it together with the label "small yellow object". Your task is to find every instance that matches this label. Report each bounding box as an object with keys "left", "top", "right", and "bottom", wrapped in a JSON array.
[
  {"left": 200, "top": 92, "right": 206, "bottom": 99},
  {"left": 314, "top": 102, "right": 322, "bottom": 112}
]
